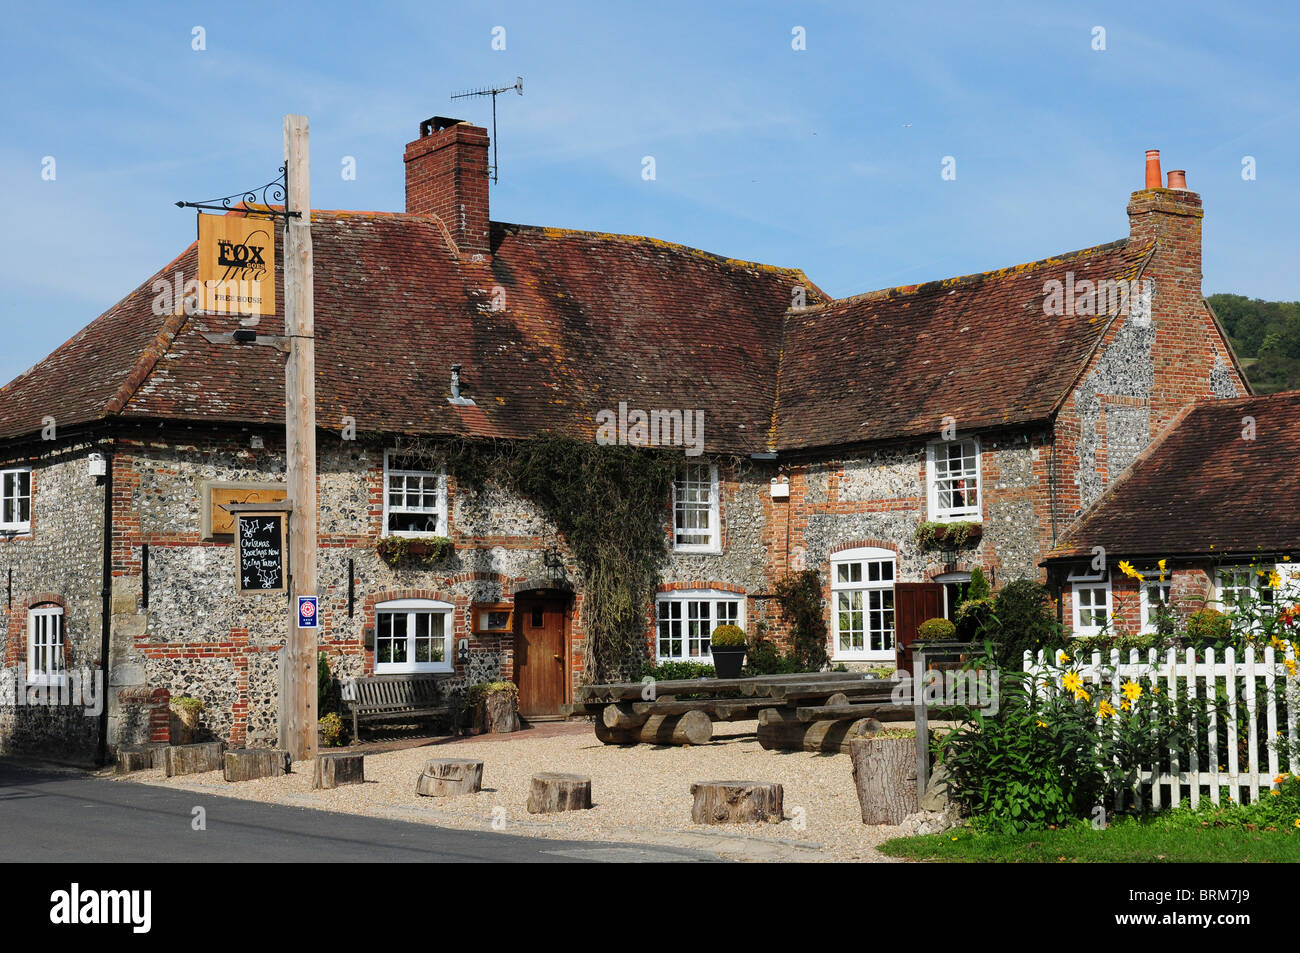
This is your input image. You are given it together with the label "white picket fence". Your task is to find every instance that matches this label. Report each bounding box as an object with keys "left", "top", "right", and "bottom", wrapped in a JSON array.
[{"left": 1024, "top": 645, "right": 1300, "bottom": 809}]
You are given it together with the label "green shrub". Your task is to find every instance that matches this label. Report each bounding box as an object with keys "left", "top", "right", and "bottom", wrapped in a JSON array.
[
  {"left": 317, "top": 652, "right": 332, "bottom": 714},
  {"left": 772, "top": 569, "right": 830, "bottom": 671},
  {"left": 954, "top": 597, "right": 994, "bottom": 641},
  {"left": 968, "top": 566, "right": 991, "bottom": 601},
  {"left": 1186, "top": 608, "right": 1232, "bottom": 650},
  {"left": 743, "top": 640, "right": 803, "bottom": 675},
  {"left": 318, "top": 712, "right": 346, "bottom": 747},
  {"left": 638, "top": 660, "right": 715, "bottom": 681},
  {"left": 916, "top": 618, "right": 956, "bottom": 642},
  {"left": 710, "top": 624, "right": 746, "bottom": 647},
  {"left": 170, "top": 696, "right": 203, "bottom": 713},
  {"left": 980, "top": 578, "right": 1066, "bottom": 670}
]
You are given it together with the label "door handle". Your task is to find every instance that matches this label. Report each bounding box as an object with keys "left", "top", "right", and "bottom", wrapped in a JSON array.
[{"left": 553, "top": 654, "right": 563, "bottom": 662}]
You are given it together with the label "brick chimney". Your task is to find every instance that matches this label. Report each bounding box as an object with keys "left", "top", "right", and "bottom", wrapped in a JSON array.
[
  {"left": 1126, "top": 151, "right": 1217, "bottom": 430},
  {"left": 404, "top": 117, "right": 491, "bottom": 256}
]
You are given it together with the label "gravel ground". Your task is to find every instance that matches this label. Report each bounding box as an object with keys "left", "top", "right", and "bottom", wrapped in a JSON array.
[{"left": 112, "top": 721, "right": 911, "bottom": 862}]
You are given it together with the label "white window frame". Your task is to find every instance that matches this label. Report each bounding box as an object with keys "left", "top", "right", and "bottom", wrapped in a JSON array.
[
  {"left": 1215, "top": 565, "right": 1278, "bottom": 633},
  {"left": 926, "top": 438, "right": 982, "bottom": 522},
  {"left": 373, "top": 598, "right": 454, "bottom": 674},
  {"left": 1, "top": 467, "right": 32, "bottom": 534},
  {"left": 1138, "top": 571, "right": 1172, "bottom": 635},
  {"left": 831, "top": 546, "right": 896, "bottom": 661},
  {"left": 672, "top": 463, "right": 720, "bottom": 553},
  {"left": 654, "top": 589, "right": 742, "bottom": 662},
  {"left": 382, "top": 451, "right": 448, "bottom": 537},
  {"left": 1069, "top": 571, "right": 1111, "bottom": 636},
  {"left": 27, "top": 605, "right": 65, "bottom": 685}
]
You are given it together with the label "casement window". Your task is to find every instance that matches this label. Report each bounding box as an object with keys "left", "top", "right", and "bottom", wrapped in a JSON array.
[
  {"left": 926, "top": 438, "right": 981, "bottom": 522},
  {"left": 1216, "top": 565, "right": 1277, "bottom": 611},
  {"left": 27, "top": 605, "right": 65, "bottom": 684},
  {"left": 1138, "top": 572, "right": 1172, "bottom": 635},
  {"left": 1070, "top": 572, "right": 1111, "bottom": 636},
  {"left": 383, "top": 451, "right": 447, "bottom": 536},
  {"left": 374, "top": 599, "right": 454, "bottom": 674},
  {"left": 1, "top": 468, "right": 31, "bottom": 533},
  {"left": 672, "top": 463, "right": 720, "bottom": 552},
  {"left": 655, "top": 590, "right": 741, "bottom": 662},
  {"left": 831, "top": 547, "right": 896, "bottom": 660}
]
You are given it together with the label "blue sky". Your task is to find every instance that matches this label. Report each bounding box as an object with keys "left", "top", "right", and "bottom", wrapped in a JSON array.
[{"left": 2, "top": 1, "right": 1298, "bottom": 385}]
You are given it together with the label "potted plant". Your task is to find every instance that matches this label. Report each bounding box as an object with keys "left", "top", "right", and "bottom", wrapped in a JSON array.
[
  {"left": 375, "top": 535, "right": 454, "bottom": 567},
  {"left": 169, "top": 696, "right": 204, "bottom": 744},
  {"left": 710, "top": 624, "right": 748, "bottom": 678}
]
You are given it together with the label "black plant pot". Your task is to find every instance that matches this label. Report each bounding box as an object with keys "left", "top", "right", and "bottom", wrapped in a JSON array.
[{"left": 711, "top": 645, "right": 747, "bottom": 678}]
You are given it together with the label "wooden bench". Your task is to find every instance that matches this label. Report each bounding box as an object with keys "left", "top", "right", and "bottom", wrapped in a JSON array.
[{"left": 342, "top": 673, "right": 453, "bottom": 739}]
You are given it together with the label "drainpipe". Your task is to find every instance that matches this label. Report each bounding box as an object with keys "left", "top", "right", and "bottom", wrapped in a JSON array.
[{"left": 95, "top": 447, "right": 113, "bottom": 767}]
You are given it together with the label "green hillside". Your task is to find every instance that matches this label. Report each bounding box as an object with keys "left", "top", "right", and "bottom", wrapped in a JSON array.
[{"left": 1207, "top": 293, "right": 1300, "bottom": 394}]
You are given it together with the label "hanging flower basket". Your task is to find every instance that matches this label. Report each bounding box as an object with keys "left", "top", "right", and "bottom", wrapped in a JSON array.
[
  {"left": 376, "top": 535, "right": 454, "bottom": 567},
  {"left": 914, "top": 521, "right": 982, "bottom": 550}
]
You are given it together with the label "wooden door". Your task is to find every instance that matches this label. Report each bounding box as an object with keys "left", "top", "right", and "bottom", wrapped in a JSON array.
[
  {"left": 514, "top": 595, "right": 567, "bottom": 717},
  {"left": 894, "top": 583, "right": 944, "bottom": 671}
]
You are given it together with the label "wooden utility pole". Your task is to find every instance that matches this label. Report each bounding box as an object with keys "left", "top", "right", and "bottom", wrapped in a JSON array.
[{"left": 280, "top": 114, "right": 317, "bottom": 760}]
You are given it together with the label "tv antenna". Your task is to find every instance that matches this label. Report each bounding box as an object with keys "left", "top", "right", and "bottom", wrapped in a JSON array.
[{"left": 451, "top": 76, "right": 523, "bottom": 183}]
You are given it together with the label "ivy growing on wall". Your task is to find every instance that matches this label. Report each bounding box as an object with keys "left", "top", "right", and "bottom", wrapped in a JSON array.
[
  {"left": 771, "top": 569, "right": 830, "bottom": 671},
  {"left": 395, "top": 434, "right": 681, "bottom": 683}
]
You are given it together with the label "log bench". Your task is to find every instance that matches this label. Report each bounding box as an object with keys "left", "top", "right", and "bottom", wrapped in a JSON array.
[
  {"left": 224, "top": 748, "right": 290, "bottom": 782},
  {"left": 341, "top": 673, "right": 453, "bottom": 739},
  {"left": 313, "top": 753, "right": 365, "bottom": 789},
  {"left": 415, "top": 758, "right": 483, "bottom": 797}
]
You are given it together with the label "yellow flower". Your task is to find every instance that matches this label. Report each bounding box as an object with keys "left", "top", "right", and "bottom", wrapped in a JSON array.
[
  {"left": 1269, "top": 571, "right": 1283, "bottom": 589},
  {"left": 1158, "top": 559, "right": 1167, "bottom": 572},
  {"left": 1098, "top": 699, "right": 1116, "bottom": 719},
  {"left": 1119, "top": 560, "right": 1140, "bottom": 579},
  {"left": 1074, "top": 689, "right": 1091, "bottom": 703},
  {"left": 1036, "top": 720, "right": 1047, "bottom": 728},
  {"left": 1294, "top": 819, "right": 1300, "bottom": 829},
  {"left": 1121, "top": 681, "right": 1143, "bottom": 702},
  {"left": 1276, "top": 774, "right": 1287, "bottom": 784},
  {"left": 1062, "top": 671, "right": 1083, "bottom": 694},
  {"left": 1286, "top": 659, "right": 1298, "bottom": 677},
  {"left": 1120, "top": 700, "right": 1132, "bottom": 712}
]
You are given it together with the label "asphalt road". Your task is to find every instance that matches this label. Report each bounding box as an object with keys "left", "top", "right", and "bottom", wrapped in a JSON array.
[{"left": 0, "top": 759, "right": 711, "bottom": 863}]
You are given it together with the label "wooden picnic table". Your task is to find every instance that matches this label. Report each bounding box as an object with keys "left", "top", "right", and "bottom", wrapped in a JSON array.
[{"left": 573, "top": 671, "right": 904, "bottom": 748}]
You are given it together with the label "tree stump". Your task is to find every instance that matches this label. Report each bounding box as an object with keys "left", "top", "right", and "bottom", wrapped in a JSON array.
[
  {"left": 474, "top": 691, "right": 520, "bottom": 734},
  {"left": 850, "top": 736, "right": 918, "bottom": 824},
  {"left": 593, "top": 710, "right": 712, "bottom": 746},
  {"left": 690, "top": 781, "right": 784, "bottom": 824},
  {"left": 312, "top": 753, "right": 365, "bottom": 789},
  {"left": 527, "top": 773, "right": 592, "bottom": 813},
  {"left": 163, "top": 742, "right": 224, "bottom": 777},
  {"left": 115, "top": 744, "right": 165, "bottom": 774},
  {"left": 223, "top": 748, "right": 290, "bottom": 782},
  {"left": 415, "top": 758, "right": 484, "bottom": 797}
]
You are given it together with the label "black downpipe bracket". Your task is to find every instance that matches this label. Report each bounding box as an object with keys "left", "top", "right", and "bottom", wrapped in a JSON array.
[{"left": 95, "top": 449, "right": 114, "bottom": 768}]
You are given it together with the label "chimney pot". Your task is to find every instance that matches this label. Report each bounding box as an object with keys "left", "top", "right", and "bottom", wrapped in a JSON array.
[
  {"left": 1145, "top": 149, "right": 1162, "bottom": 189},
  {"left": 1167, "top": 169, "right": 1187, "bottom": 190}
]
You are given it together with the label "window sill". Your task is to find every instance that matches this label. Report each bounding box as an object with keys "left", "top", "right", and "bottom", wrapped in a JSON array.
[
  {"left": 26, "top": 674, "right": 68, "bottom": 687},
  {"left": 673, "top": 544, "right": 722, "bottom": 555},
  {"left": 928, "top": 514, "right": 982, "bottom": 525},
  {"left": 832, "top": 652, "right": 895, "bottom": 662},
  {"left": 373, "top": 664, "right": 454, "bottom": 675}
]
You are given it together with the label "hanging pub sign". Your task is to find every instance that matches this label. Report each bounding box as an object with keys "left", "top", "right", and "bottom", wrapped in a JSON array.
[
  {"left": 197, "top": 212, "right": 276, "bottom": 317},
  {"left": 235, "top": 511, "right": 288, "bottom": 593}
]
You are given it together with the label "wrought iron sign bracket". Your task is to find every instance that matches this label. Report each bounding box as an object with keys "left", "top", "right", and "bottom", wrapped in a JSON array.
[{"left": 176, "top": 165, "right": 302, "bottom": 222}]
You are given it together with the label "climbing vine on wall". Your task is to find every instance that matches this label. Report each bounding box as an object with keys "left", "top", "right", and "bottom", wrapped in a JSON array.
[{"left": 394, "top": 433, "right": 682, "bottom": 682}]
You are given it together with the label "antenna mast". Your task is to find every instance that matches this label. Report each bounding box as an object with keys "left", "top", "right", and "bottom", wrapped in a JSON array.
[{"left": 450, "top": 76, "right": 523, "bottom": 183}]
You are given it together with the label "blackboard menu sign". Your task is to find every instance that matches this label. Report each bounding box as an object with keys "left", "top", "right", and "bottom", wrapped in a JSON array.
[{"left": 236, "top": 512, "right": 287, "bottom": 593}]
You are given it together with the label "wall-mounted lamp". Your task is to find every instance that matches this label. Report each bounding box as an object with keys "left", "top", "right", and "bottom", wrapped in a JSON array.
[
  {"left": 88, "top": 452, "right": 106, "bottom": 478},
  {"left": 543, "top": 546, "right": 566, "bottom": 580}
]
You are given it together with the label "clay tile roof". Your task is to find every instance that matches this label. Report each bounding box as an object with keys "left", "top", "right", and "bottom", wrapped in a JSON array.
[
  {"left": 1044, "top": 391, "right": 1300, "bottom": 562},
  {"left": 0, "top": 214, "right": 821, "bottom": 455},
  {"left": 772, "top": 239, "right": 1151, "bottom": 452},
  {"left": 0, "top": 212, "right": 1155, "bottom": 460}
]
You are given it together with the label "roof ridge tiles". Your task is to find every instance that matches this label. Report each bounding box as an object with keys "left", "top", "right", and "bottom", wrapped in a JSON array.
[{"left": 794, "top": 237, "right": 1137, "bottom": 312}]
